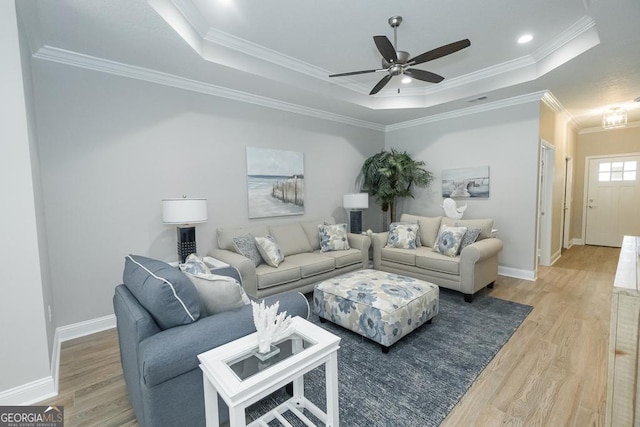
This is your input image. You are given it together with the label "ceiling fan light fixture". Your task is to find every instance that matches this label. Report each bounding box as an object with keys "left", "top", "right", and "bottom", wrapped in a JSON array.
[
  {"left": 402, "top": 76, "right": 412, "bottom": 84},
  {"left": 602, "top": 107, "right": 627, "bottom": 129},
  {"left": 518, "top": 34, "right": 533, "bottom": 44}
]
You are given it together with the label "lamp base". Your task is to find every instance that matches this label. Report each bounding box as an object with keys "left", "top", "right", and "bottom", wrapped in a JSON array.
[
  {"left": 348, "top": 210, "right": 363, "bottom": 234},
  {"left": 177, "top": 226, "right": 196, "bottom": 263}
]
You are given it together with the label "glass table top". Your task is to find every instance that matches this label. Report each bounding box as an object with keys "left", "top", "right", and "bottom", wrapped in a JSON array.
[{"left": 226, "top": 333, "right": 315, "bottom": 381}]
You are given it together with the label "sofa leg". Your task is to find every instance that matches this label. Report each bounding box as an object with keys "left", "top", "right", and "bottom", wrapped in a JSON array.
[
  {"left": 464, "top": 294, "right": 473, "bottom": 303},
  {"left": 319, "top": 317, "right": 327, "bottom": 323},
  {"left": 427, "top": 318, "right": 433, "bottom": 325},
  {"left": 487, "top": 281, "right": 495, "bottom": 289}
]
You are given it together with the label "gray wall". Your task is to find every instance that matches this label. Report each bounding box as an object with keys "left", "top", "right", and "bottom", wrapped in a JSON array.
[
  {"left": 0, "top": 1, "right": 51, "bottom": 393},
  {"left": 31, "top": 60, "right": 384, "bottom": 327},
  {"left": 385, "top": 102, "right": 541, "bottom": 276}
]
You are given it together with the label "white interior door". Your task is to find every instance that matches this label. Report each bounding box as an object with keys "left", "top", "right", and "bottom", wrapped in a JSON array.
[{"left": 585, "top": 155, "right": 640, "bottom": 247}]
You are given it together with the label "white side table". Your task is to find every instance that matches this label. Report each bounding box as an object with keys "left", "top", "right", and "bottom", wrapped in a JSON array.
[{"left": 198, "top": 316, "right": 341, "bottom": 427}]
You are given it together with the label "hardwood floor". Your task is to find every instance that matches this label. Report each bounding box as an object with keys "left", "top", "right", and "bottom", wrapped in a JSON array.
[{"left": 39, "top": 244, "right": 620, "bottom": 426}]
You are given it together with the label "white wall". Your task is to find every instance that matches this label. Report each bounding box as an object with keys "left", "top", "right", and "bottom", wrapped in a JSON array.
[
  {"left": 385, "top": 102, "right": 541, "bottom": 277},
  {"left": 31, "top": 60, "right": 384, "bottom": 327},
  {"left": 0, "top": 1, "right": 52, "bottom": 398}
]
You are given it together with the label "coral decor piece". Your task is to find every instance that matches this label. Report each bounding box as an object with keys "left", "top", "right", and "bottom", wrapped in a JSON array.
[{"left": 251, "top": 300, "right": 295, "bottom": 356}]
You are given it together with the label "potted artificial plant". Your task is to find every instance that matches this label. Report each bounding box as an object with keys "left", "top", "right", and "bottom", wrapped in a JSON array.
[{"left": 356, "top": 149, "right": 433, "bottom": 230}]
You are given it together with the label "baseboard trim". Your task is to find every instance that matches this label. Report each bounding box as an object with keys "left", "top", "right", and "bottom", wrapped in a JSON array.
[
  {"left": 550, "top": 249, "right": 562, "bottom": 266},
  {"left": 0, "top": 376, "right": 56, "bottom": 406},
  {"left": 1, "top": 315, "right": 117, "bottom": 405},
  {"left": 498, "top": 266, "right": 536, "bottom": 281}
]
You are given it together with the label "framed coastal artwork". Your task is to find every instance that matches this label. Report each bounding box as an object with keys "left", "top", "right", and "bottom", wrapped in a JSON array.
[
  {"left": 246, "top": 147, "right": 305, "bottom": 219},
  {"left": 441, "top": 166, "right": 490, "bottom": 198}
]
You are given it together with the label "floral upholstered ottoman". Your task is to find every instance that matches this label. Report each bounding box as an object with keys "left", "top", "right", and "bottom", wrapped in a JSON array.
[{"left": 313, "top": 269, "right": 439, "bottom": 352}]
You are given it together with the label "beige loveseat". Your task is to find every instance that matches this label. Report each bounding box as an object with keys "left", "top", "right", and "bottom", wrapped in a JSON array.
[
  {"left": 210, "top": 219, "right": 371, "bottom": 298},
  {"left": 372, "top": 213, "right": 503, "bottom": 302}
]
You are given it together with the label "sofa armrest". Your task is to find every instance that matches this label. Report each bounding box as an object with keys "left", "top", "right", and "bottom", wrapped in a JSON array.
[
  {"left": 459, "top": 237, "right": 503, "bottom": 264},
  {"left": 139, "top": 292, "right": 310, "bottom": 387},
  {"left": 347, "top": 233, "right": 371, "bottom": 267},
  {"left": 371, "top": 232, "right": 389, "bottom": 269},
  {"left": 210, "top": 248, "right": 258, "bottom": 297}
]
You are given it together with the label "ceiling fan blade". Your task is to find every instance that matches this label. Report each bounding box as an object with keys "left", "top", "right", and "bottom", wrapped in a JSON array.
[
  {"left": 408, "top": 39, "right": 471, "bottom": 66},
  {"left": 373, "top": 35, "right": 398, "bottom": 63},
  {"left": 370, "top": 74, "right": 392, "bottom": 95},
  {"left": 329, "top": 69, "right": 381, "bottom": 78},
  {"left": 404, "top": 68, "right": 445, "bottom": 83}
]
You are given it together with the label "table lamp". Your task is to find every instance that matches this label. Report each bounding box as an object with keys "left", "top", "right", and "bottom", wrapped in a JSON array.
[
  {"left": 343, "top": 193, "right": 369, "bottom": 234},
  {"left": 162, "top": 196, "right": 208, "bottom": 263}
]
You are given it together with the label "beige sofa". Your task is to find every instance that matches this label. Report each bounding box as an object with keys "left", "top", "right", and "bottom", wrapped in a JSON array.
[
  {"left": 372, "top": 213, "right": 503, "bottom": 302},
  {"left": 210, "top": 219, "right": 371, "bottom": 298}
]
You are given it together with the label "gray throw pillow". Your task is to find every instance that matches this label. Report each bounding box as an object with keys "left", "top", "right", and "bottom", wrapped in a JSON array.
[
  {"left": 123, "top": 255, "right": 201, "bottom": 329},
  {"left": 457, "top": 226, "right": 482, "bottom": 254},
  {"left": 232, "top": 233, "right": 262, "bottom": 267},
  {"left": 183, "top": 272, "right": 251, "bottom": 316}
]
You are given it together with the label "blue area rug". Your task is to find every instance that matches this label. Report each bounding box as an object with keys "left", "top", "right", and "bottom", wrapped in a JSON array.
[{"left": 247, "top": 289, "right": 532, "bottom": 426}]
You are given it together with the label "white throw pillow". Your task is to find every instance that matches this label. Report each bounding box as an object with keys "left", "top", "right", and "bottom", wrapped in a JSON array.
[
  {"left": 254, "top": 235, "right": 285, "bottom": 267},
  {"left": 184, "top": 272, "right": 251, "bottom": 315}
]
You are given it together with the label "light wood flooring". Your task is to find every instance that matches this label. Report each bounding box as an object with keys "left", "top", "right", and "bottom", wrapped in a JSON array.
[{"left": 39, "top": 244, "right": 620, "bottom": 426}]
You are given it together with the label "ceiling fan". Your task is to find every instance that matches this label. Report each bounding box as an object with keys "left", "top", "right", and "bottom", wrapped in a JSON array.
[{"left": 329, "top": 16, "right": 471, "bottom": 95}]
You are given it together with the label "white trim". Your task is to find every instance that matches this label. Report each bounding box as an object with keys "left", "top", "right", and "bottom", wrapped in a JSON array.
[
  {"left": 550, "top": 249, "right": 562, "bottom": 266},
  {"left": 54, "top": 314, "right": 116, "bottom": 343},
  {"left": 32, "top": 45, "right": 385, "bottom": 132},
  {"left": 0, "top": 376, "right": 56, "bottom": 406},
  {"left": 386, "top": 91, "right": 548, "bottom": 131},
  {"left": 499, "top": 266, "right": 536, "bottom": 281}
]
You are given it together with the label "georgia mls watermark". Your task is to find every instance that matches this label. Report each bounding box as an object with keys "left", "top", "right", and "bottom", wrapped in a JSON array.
[{"left": 0, "top": 406, "right": 63, "bottom": 427}]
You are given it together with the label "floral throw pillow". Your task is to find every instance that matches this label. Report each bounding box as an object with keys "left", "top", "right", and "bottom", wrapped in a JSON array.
[
  {"left": 386, "top": 222, "right": 418, "bottom": 249},
  {"left": 254, "top": 235, "right": 285, "bottom": 267},
  {"left": 434, "top": 224, "right": 467, "bottom": 257},
  {"left": 318, "top": 223, "right": 350, "bottom": 252}
]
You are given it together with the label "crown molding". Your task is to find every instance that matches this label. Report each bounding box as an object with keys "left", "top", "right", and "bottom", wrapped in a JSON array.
[
  {"left": 579, "top": 120, "right": 640, "bottom": 134},
  {"left": 385, "top": 91, "right": 548, "bottom": 132},
  {"left": 531, "top": 15, "right": 596, "bottom": 63},
  {"left": 541, "top": 91, "right": 580, "bottom": 131},
  {"left": 32, "top": 45, "right": 385, "bottom": 132}
]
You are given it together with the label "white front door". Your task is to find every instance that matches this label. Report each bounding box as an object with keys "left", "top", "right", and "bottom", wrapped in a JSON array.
[{"left": 585, "top": 155, "right": 640, "bottom": 247}]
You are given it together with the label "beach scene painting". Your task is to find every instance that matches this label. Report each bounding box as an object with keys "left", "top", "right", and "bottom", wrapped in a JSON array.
[
  {"left": 442, "top": 166, "right": 490, "bottom": 199},
  {"left": 246, "top": 147, "right": 305, "bottom": 219}
]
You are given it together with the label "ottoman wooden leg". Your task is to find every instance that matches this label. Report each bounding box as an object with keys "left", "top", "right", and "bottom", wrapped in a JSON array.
[
  {"left": 381, "top": 345, "right": 390, "bottom": 354},
  {"left": 319, "top": 317, "right": 327, "bottom": 323},
  {"left": 427, "top": 318, "right": 433, "bottom": 324}
]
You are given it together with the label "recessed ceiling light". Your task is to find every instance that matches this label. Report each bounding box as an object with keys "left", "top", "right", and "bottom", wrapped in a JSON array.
[{"left": 518, "top": 34, "right": 533, "bottom": 44}]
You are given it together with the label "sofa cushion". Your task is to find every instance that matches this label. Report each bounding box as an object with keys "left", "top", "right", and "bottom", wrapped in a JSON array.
[
  {"left": 184, "top": 272, "right": 251, "bottom": 316},
  {"left": 217, "top": 224, "right": 269, "bottom": 251},
  {"left": 458, "top": 226, "right": 482, "bottom": 253},
  {"left": 232, "top": 233, "right": 263, "bottom": 267},
  {"left": 255, "top": 262, "right": 301, "bottom": 290},
  {"left": 319, "top": 223, "right": 350, "bottom": 252},
  {"left": 301, "top": 219, "right": 334, "bottom": 250},
  {"left": 415, "top": 249, "right": 460, "bottom": 275},
  {"left": 286, "top": 253, "right": 335, "bottom": 278},
  {"left": 386, "top": 222, "right": 418, "bottom": 249},
  {"left": 269, "top": 223, "right": 312, "bottom": 256},
  {"left": 255, "top": 235, "right": 285, "bottom": 267},
  {"left": 434, "top": 225, "right": 467, "bottom": 257},
  {"left": 319, "top": 248, "right": 362, "bottom": 268},
  {"left": 380, "top": 247, "right": 416, "bottom": 266},
  {"left": 442, "top": 217, "right": 494, "bottom": 240},
  {"left": 401, "top": 214, "right": 442, "bottom": 248},
  {"left": 123, "top": 255, "right": 201, "bottom": 330}
]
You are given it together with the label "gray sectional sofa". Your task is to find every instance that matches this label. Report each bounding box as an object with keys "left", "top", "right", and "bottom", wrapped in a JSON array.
[
  {"left": 210, "top": 218, "right": 371, "bottom": 298},
  {"left": 372, "top": 213, "right": 503, "bottom": 302}
]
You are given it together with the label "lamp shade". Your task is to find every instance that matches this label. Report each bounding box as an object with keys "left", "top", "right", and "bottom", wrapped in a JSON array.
[
  {"left": 162, "top": 198, "right": 207, "bottom": 224},
  {"left": 343, "top": 193, "right": 369, "bottom": 210}
]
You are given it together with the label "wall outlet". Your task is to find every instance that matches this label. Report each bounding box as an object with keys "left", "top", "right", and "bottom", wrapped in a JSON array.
[{"left": 48, "top": 305, "right": 52, "bottom": 323}]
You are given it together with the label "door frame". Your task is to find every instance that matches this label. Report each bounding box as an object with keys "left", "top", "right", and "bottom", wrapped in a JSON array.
[
  {"left": 537, "top": 140, "right": 555, "bottom": 267},
  {"left": 582, "top": 152, "right": 640, "bottom": 245},
  {"left": 562, "top": 156, "right": 573, "bottom": 249}
]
